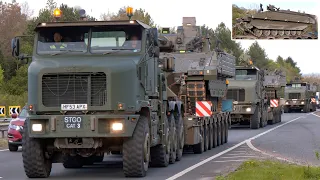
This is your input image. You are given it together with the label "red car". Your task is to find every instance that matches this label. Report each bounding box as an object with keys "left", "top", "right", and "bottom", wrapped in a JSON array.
[{"left": 7, "top": 107, "right": 28, "bottom": 152}]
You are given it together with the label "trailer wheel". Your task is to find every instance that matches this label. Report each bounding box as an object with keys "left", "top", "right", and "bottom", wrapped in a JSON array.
[
  {"left": 63, "top": 155, "right": 84, "bottom": 168},
  {"left": 193, "top": 126, "right": 204, "bottom": 154},
  {"left": 169, "top": 114, "right": 177, "bottom": 164},
  {"left": 224, "top": 114, "right": 229, "bottom": 144},
  {"left": 208, "top": 123, "right": 213, "bottom": 150},
  {"left": 175, "top": 114, "right": 184, "bottom": 161},
  {"left": 22, "top": 119, "right": 52, "bottom": 178},
  {"left": 221, "top": 118, "right": 226, "bottom": 145},
  {"left": 204, "top": 124, "right": 209, "bottom": 151},
  {"left": 94, "top": 153, "right": 104, "bottom": 163},
  {"left": 217, "top": 118, "right": 222, "bottom": 146},
  {"left": 123, "top": 115, "right": 150, "bottom": 177},
  {"left": 150, "top": 116, "right": 170, "bottom": 167},
  {"left": 213, "top": 121, "right": 218, "bottom": 148},
  {"left": 250, "top": 107, "right": 260, "bottom": 129},
  {"left": 278, "top": 111, "right": 282, "bottom": 122}
]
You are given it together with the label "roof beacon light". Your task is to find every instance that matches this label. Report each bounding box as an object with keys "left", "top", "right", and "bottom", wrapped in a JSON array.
[
  {"left": 53, "top": 8, "right": 62, "bottom": 18},
  {"left": 126, "top": 7, "right": 133, "bottom": 20}
]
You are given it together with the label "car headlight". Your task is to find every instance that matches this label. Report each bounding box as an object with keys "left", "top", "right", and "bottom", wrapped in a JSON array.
[
  {"left": 246, "top": 107, "right": 251, "bottom": 112},
  {"left": 285, "top": 102, "right": 289, "bottom": 104},
  {"left": 301, "top": 102, "right": 304, "bottom": 104},
  {"left": 8, "top": 124, "right": 21, "bottom": 131}
]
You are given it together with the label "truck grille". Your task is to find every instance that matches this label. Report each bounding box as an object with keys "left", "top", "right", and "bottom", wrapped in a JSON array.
[{"left": 42, "top": 72, "right": 107, "bottom": 107}]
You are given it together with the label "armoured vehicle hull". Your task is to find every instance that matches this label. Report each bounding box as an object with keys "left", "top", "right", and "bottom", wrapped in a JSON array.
[
  {"left": 227, "top": 66, "right": 268, "bottom": 129},
  {"left": 10, "top": 12, "right": 236, "bottom": 178},
  {"left": 233, "top": 8, "right": 318, "bottom": 39}
]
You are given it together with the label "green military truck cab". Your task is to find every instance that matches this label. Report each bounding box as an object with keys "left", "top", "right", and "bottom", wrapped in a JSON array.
[
  {"left": 11, "top": 8, "right": 187, "bottom": 178},
  {"left": 227, "top": 65, "right": 268, "bottom": 129}
]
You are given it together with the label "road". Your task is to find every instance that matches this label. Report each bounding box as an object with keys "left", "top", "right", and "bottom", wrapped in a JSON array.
[{"left": 0, "top": 112, "right": 317, "bottom": 180}]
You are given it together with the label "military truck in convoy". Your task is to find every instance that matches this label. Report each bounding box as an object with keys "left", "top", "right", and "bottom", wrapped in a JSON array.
[
  {"left": 232, "top": 4, "right": 318, "bottom": 39},
  {"left": 227, "top": 63, "right": 268, "bottom": 129},
  {"left": 263, "top": 69, "right": 286, "bottom": 124},
  {"left": 284, "top": 77, "right": 316, "bottom": 113},
  {"left": 10, "top": 8, "right": 235, "bottom": 178}
]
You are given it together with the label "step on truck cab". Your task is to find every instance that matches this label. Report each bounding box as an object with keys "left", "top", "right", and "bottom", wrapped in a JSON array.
[
  {"left": 158, "top": 17, "right": 236, "bottom": 154},
  {"left": 263, "top": 69, "right": 286, "bottom": 124},
  {"left": 227, "top": 62, "right": 268, "bottom": 129}
]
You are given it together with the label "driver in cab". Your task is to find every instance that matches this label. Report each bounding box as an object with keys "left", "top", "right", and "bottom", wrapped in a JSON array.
[
  {"left": 50, "top": 32, "right": 67, "bottom": 49},
  {"left": 123, "top": 35, "right": 141, "bottom": 51}
]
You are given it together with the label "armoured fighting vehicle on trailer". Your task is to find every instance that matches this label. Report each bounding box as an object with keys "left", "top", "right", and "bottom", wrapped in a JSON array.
[
  {"left": 232, "top": 4, "right": 318, "bottom": 39},
  {"left": 10, "top": 8, "right": 235, "bottom": 178},
  {"left": 284, "top": 77, "right": 315, "bottom": 113},
  {"left": 158, "top": 17, "right": 235, "bottom": 154},
  {"left": 263, "top": 69, "right": 286, "bottom": 124},
  {"left": 227, "top": 62, "right": 268, "bottom": 129}
]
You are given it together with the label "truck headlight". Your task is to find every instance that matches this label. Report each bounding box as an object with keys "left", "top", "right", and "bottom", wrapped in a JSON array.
[
  {"left": 188, "top": 118, "right": 193, "bottom": 121},
  {"left": 285, "top": 102, "right": 289, "bottom": 104},
  {"left": 112, "top": 122, "right": 123, "bottom": 131},
  {"left": 32, "top": 124, "right": 42, "bottom": 132},
  {"left": 301, "top": 101, "right": 304, "bottom": 104},
  {"left": 246, "top": 107, "right": 251, "bottom": 112}
]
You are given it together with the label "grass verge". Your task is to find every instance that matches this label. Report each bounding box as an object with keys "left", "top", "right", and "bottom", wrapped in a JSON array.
[
  {"left": 0, "top": 138, "right": 8, "bottom": 149},
  {"left": 216, "top": 159, "right": 320, "bottom": 180}
]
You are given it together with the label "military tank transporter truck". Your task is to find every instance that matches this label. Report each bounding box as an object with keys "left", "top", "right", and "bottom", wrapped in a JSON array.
[
  {"left": 227, "top": 63, "right": 268, "bottom": 129},
  {"left": 158, "top": 17, "right": 236, "bottom": 154},
  {"left": 263, "top": 69, "right": 286, "bottom": 124},
  {"left": 10, "top": 8, "right": 235, "bottom": 178},
  {"left": 284, "top": 77, "right": 315, "bottom": 113},
  {"left": 232, "top": 4, "right": 318, "bottom": 39}
]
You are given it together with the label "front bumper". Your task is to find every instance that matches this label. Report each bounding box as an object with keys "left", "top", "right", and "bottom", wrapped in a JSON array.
[
  {"left": 27, "top": 114, "right": 140, "bottom": 138},
  {"left": 7, "top": 129, "right": 22, "bottom": 145},
  {"left": 284, "top": 105, "right": 304, "bottom": 109}
]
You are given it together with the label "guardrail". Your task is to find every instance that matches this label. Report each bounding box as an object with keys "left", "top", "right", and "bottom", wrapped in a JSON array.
[
  {"left": 0, "top": 118, "right": 12, "bottom": 122},
  {"left": 0, "top": 124, "right": 8, "bottom": 138}
]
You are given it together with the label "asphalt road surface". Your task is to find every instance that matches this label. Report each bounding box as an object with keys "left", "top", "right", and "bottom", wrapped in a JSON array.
[{"left": 0, "top": 112, "right": 316, "bottom": 180}]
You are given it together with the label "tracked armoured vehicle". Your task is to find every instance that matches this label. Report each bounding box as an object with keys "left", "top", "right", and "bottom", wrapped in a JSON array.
[
  {"left": 10, "top": 8, "right": 235, "bottom": 178},
  {"left": 233, "top": 4, "right": 318, "bottom": 39},
  {"left": 158, "top": 17, "right": 236, "bottom": 154}
]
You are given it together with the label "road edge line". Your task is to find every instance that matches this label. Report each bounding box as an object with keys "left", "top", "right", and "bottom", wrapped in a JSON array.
[{"left": 165, "top": 116, "right": 303, "bottom": 180}]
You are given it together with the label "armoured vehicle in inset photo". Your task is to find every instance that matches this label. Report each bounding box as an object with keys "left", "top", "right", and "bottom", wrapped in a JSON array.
[
  {"left": 284, "top": 77, "right": 316, "bottom": 113},
  {"left": 227, "top": 63, "right": 268, "bottom": 129},
  {"left": 263, "top": 69, "right": 286, "bottom": 124},
  {"left": 10, "top": 7, "right": 235, "bottom": 178},
  {"left": 232, "top": 4, "right": 318, "bottom": 39}
]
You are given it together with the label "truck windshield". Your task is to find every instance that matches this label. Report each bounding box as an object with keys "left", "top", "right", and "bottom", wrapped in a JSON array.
[
  {"left": 90, "top": 26, "right": 142, "bottom": 53},
  {"left": 37, "top": 26, "right": 90, "bottom": 54},
  {"left": 235, "top": 69, "right": 257, "bottom": 80}
]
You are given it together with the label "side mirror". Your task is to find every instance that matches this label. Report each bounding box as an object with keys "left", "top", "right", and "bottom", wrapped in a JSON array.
[
  {"left": 150, "top": 28, "right": 158, "bottom": 46},
  {"left": 11, "top": 37, "right": 20, "bottom": 57},
  {"left": 11, "top": 113, "right": 18, "bottom": 119},
  {"left": 153, "top": 46, "right": 160, "bottom": 58}
]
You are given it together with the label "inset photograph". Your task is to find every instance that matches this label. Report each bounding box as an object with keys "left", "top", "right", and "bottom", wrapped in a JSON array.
[{"left": 232, "top": 2, "right": 318, "bottom": 40}]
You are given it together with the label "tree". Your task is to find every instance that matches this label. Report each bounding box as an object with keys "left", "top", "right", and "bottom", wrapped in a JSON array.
[{"left": 247, "top": 41, "right": 268, "bottom": 68}]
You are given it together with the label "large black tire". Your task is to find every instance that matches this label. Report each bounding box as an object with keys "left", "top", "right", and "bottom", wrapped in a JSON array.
[
  {"left": 22, "top": 119, "right": 52, "bottom": 178},
  {"left": 169, "top": 114, "right": 177, "bottom": 164},
  {"left": 213, "top": 121, "right": 218, "bottom": 148},
  {"left": 224, "top": 114, "right": 229, "bottom": 144},
  {"left": 95, "top": 153, "right": 104, "bottom": 162},
  {"left": 278, "top": 111, "right": 282, "bottom": 122},
  {"left": 175, "top": 114, "right": 184, "bottom": 161},
  {"left": 193, "top": 126, "right": 204, "bottom": 154},
  {"left": 208, "top": 123, "right": 213, "bottom": 150},
  {"left": 250, "top": 107, "right": 260, "bottom": 129},
  {"left": 123, "top": 116, "right": 150, "bottom": 177},
  {"left": 221, "top": 118, "right": 225, "bottom": 145},
  {"left": 217, "top": 120, "right": 222, "bottom": 146},
  {"left": 63, "top": 155, "right": 84, "bottom": 168},
  {"left": 8, "top": 144, "right": 18, "bottom": 152},
  {"left": 204, "top": 124, "right": 209, "bottom": 151},
  {"left": 150, "top": 116, "right": 170, "bottom": 167}
]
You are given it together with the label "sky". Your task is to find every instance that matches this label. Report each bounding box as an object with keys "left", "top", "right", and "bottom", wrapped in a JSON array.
[{"left": 3, "top": 0, "right": 320, "bottom": 74}]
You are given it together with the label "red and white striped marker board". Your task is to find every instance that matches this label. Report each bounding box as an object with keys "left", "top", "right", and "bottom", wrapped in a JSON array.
[
  {"left": 270, "top": 99, "right": 279, "bottom": 107},
  {"left": 196, "top": 101, "right": 212, "bottom": 117}
]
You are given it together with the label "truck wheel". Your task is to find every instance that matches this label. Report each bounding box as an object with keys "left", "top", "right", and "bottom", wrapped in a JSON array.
[
  {"left": 8, "top": 144, "right": 18, "bottom": 152},
  {"left": 224, "top": 114, "right": 229, "bottom": 144},
  {"left": 204, "top": 124, "right": 209, "bottom": 151},
  {"left": 217, "top": 119, "right": 222, "bottom": 146},
  {"left": 83, "top": 156, "right": 95, "bottom": 165},
  {"left": 208, "top": 123, "right": 213, "bottom": 150},
  {"left": 175, "top": 114, "right": 184, "bottom": 161},
  {"left": 284, "top": 107, "right": 289, "bottom": 113},
  {"left": 213, "top": 121, "right": 218, "bottom": 148},
  {"left": 269, "top": 112, "right": 276, "bottom": 125},
  {"left": 221, "top": 119, "right": 226, "bottom": 145},
  {"left": 123, "top": 115, "right": 150, "bottom": 177},
  {"left": 63, "top": 155, "right": 84, "bottom": 168},
  {"left": 94, "top": 153, "right": 104, "bottom": 162},
  {"left": 250, "top": 108, "right": 260, "bottom": 129},
  {"left": 150, "top": 116, "right": 170, "bottom": 167},
  {"left": 169, "top": 115, "right": 177, "bottom": 164},
  {"left": 22, "top": 119, "right": 52, "bottom": 178},
  {"left": 193, "top": 126, "right": 204, "bottom": 154},
  {"left": 278, "top": 112, "right": 282, "bottom": 122}
]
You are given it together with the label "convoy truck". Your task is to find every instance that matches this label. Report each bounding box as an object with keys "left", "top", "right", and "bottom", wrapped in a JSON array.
[
  {"left": 284, "top": 77, "right": 316, "bottom": 113},
  {"left": 10, "top": 8, "right": 235, "bottom": 178},
  {"left": 263, "top": 69, "right": 286, "bottom": 124},
  {"left": 227, "top": 62, "right": 268, "bottom": 129}
]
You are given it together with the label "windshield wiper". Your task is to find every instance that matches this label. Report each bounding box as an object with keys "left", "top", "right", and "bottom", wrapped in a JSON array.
[
  {"left": 51, "top": 49, "right": 86, "bottom": 56},
  {"left": 102, "top": 49, "right": 135, "bottom": 55}
]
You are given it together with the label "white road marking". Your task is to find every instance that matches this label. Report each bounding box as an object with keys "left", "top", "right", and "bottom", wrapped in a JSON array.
[
  {"left": 213, "top": 159, "right": 246, "bottom": 163},
  {"left": 166, "top": 115, "right": 303, "bottom": 180},
  {"left": 0, "top": 149, "right": 8, "bottom": 152},
  {"left": 220, "top": 155, "right": 257, "bottom": 159},
  {"left": 223, "top": 153, "right": 250, "bottom": 156},
  {"left": 311, "top": 112, "right": 320, "bottom": 118},
  {"left": 231, "top": 151, "right": 248, "bottom": 153}
]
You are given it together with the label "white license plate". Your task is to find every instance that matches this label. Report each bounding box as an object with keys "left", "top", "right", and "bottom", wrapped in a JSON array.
[{"left": 61, "top": 104, "right": 88, "bottom": 111}]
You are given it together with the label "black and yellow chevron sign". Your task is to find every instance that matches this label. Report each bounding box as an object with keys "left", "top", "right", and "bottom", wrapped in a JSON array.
[
  {"left": 9, "top": 106, "right": 21, "bottom": 115},
  {"left": 0, "top": 106, "right": 5, "bottom": 117}
]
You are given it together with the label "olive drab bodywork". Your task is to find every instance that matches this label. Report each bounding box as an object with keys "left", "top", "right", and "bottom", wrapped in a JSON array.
[
  {"left": 232, "top": 4, "right": 318, "bottom": 39},
  {"left": 284, "top": 77, "right": 317, "bottom": 113},
  {"left": 10, "top": 8, "right": 235, "bottom": 179},
  {"left": 158, "top": 17, "right": 235, "bottom": 154},
  {"left": 263, "top": 69, "right": 286, "bottom": 124},
  {"left": 227, "top": 65, "right": 268, "bottom": 129}
]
